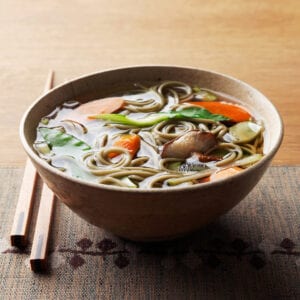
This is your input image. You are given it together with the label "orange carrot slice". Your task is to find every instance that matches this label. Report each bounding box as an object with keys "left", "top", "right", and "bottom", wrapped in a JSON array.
[
  {"left": 200, "top": 166, "right": 243, "bottom": 183},
  {"left": 187, "top": 101, "right": 251, "bottom": 122},
  {"left": 109, "top": 134, "right": 141, "bottom": 158}
]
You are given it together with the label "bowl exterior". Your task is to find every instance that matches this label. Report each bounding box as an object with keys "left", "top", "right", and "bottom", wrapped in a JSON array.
[
  {"left": 31, "top": 155, "right": 272, "bottom": 241},
  {"left": 21, "top": 66, "right": 283, "bottom": 241}
]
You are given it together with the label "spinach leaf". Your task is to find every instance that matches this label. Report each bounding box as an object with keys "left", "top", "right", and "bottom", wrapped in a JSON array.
[{"left": 39, "top": 127, "right": 91, "bottom": 156}]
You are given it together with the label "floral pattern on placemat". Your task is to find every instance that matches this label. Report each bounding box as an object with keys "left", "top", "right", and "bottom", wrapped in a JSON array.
[
  {"left": 58, "top": 238, "right": 130, "bottom": 269},
  {"left": 2, "top": 236, "right": 299, "bottom": 271}
]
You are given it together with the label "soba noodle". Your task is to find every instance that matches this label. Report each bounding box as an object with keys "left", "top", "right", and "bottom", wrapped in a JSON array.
[{"left": 34, "top": 81, "right": 264, "bottom": 188}]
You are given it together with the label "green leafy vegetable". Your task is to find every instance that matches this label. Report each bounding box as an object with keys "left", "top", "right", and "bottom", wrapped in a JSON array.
[
  {"left": 89, "top": 107, "right": 229, "bottom": 127},
  {"left": 39, "top": 127, "right": 91, "bottom": 156},
  {"left": 90, "top": 113, "right": 169, "bottom": 127},
  {"left": 167, "top": 107, "right": 229, "bottom": 121}
]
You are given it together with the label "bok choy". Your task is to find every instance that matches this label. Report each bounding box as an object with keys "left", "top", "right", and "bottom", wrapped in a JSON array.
[{"left": 89, "top": 107, "right": 229, "bottom": 127}]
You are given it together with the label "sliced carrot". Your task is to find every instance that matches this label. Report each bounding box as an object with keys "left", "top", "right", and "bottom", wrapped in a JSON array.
[
  {"left": 187, "top": 101, "right": 251, "bottom": 122},
  {"left": 109, "top": 134, "right": 141, "bottom": 158},
  {"left": 66, "top": 97, "right": 124, "bottom": 121},
  {"left": 199, "top": 166, "right": 243, "bottom": 183}
]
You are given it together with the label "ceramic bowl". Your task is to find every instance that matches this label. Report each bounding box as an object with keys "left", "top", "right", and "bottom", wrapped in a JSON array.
[{"left": 20, "top": 66, "right": 283, "bottom": 241}]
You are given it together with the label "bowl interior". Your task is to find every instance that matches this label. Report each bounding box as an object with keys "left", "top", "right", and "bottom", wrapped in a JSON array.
[{"left": 21, "top": 66, "right": 283, "bottom": 180}]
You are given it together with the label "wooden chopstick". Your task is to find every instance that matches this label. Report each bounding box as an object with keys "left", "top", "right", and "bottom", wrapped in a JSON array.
[
  {"left": 11, "top": 70, "right": 56, "bottom": 272},
  {"left": 10, "top": 70, "right": 55, "bottom": 249},
  {"left": 10, "top": 159, "right": 38, "bottom": 247},
  {"left": 29, "top": 183, "right": 55, "bottom": 272},
  {"left": 29, "top": 71, "right": 56, "bottom": 272}
]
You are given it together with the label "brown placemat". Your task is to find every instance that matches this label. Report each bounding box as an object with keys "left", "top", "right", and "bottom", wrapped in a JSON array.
[{"left": 0, "top": 166, "right": 299, "bottom": 299}]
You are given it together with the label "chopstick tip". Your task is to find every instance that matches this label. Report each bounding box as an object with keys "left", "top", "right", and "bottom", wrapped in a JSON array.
[
  {"left": 10, "top": 235, "right": 28, "bottom": 249},
  {"left": 30, "top": 258, "right": 48, "bottom": 273}
]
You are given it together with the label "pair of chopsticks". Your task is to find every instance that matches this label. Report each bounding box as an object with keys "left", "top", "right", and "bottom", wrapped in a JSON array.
[{"left": 10, "top": 71, "right": 56, "bottom": 272}]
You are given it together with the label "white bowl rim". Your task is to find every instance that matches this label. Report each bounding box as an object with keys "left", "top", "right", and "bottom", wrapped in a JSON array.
[{"left": 20, "top": 65, "right": 284, "bottom": 194}]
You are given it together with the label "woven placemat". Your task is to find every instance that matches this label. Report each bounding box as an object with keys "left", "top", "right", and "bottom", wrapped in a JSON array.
[{"left": 0, "top": 166, "right": 299, "bottom": 299}]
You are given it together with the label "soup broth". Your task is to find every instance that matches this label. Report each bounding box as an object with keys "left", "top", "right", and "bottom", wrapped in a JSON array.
[{"left": 34, "top": 81, "right": 264, "bottom": 188}]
